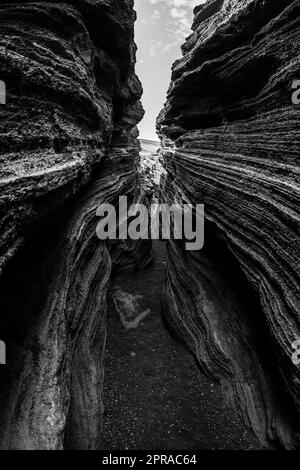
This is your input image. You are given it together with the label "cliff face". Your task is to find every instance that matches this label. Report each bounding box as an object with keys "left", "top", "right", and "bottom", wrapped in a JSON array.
[
  {"left": 0, "top": 0, "right": 146, "bottom": 449},
  {"left": 0, "top": 0, "right": 143, "bottom": 273},
  {"left": 157, "top": 0, "right": 300, "bottom": 448}
]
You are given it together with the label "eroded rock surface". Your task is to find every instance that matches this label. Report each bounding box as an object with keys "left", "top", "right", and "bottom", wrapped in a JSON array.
[
  {"left": 157, "top": 0, "right": 300, "bottom": 448},
  {"left": 0, "top": 0, "right": 147, "bottom": 449}
]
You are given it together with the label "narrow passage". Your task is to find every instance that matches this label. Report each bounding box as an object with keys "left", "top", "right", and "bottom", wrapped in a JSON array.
[{"left": 101, "top": 242, "right": 258, "bottom": 450}]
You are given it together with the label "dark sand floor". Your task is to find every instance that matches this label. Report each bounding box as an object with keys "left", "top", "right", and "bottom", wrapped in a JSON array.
[{"left": 101, "top": 242, "right": 259, "bottom": 450}]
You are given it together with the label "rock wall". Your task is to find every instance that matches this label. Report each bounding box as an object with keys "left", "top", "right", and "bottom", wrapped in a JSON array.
[
  {"left": 138, "top": 139, "right": 163, "bottom": 199},
  {"left": 0, "top": 0, "right": 146, "bottom": 449},
  {"left": 157, "top": 0, "right": 300, "bottom": 448}
]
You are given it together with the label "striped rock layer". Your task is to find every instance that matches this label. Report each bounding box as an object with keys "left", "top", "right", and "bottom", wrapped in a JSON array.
[
  {"left": 0, "top": 0, "right": 148, "bottom": 449},
  {"left": 157, "top": 0, "right": 300, "bottom": 448}
]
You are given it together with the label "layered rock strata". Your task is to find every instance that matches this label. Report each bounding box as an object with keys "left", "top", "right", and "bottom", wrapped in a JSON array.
[
  {"left": 157, "top": 0, "right": 300, "bottom": 448},
  {"left": 139, "top": 139, "right": 165, "bottom": 200},
  {"left": 0, "top": 0, "right": 147, "bottom": 449}
]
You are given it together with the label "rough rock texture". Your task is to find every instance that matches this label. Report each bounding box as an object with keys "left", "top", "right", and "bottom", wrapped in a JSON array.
[
  {"left": 0, "top": 0, "right": 143, "bottom": 273},
  {"left": 157, "top": 0, "right": 300, "bottom": 448},
  {"left": 139, "top": 139, "right": 164, "bottom": 199},
  {"left": 0, "top": 0, "right": 147, "bottom": 449}
]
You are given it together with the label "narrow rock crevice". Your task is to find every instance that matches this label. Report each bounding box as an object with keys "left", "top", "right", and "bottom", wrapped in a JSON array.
[
  {"left": 0, "top": 0, "right": 299, "bottom": 451},
  {"left": 101, "top": 241, "right": 260, "bottom": 450}
]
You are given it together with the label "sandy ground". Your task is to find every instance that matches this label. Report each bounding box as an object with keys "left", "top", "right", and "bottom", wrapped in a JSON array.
[{"left": 101, "top": 241, "right": 259, "bottom": 450}]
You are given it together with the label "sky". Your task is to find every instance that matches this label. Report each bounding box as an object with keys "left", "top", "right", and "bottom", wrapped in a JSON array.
[{"left": 134, "top": 0, "right": 206, "bottom": 141}]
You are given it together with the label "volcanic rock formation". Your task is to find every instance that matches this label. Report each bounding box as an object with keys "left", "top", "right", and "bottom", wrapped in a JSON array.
[
  {"left": 157, "top": 0, "right": 300, "bottom": 449},
  {"left": 139, "top": 139, "right": 163, "bottom": 198},
  {"left": 0, "top": 0, "right": 148, "bottom": 449},
  {"left": 0, "top": 0, "right": 299, "bottom": 452}
]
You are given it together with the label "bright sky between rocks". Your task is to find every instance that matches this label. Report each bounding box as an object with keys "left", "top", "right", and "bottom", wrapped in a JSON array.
[{"left": 135, "top": 0, "right": 206, "bottom": 141}]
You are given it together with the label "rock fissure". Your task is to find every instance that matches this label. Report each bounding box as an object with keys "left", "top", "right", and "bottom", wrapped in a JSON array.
[{"left": 0, "top": 0, "right": 299, "bottom": 451}]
